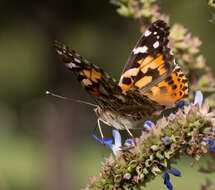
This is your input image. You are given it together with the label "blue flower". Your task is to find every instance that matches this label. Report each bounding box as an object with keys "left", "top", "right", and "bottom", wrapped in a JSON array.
[
  {"left": 124, "top": 138, "right": 134, "bottom": 147},
  {"left": 193, "top": 90, "right": 203, "bottom": 107},
  {"left": 177, "top": 101, "right": 189, "bottom": 108},
  {"left": 161, "top": 136, "right": 171, "bottom": 145},
  {"left": 208, "top": 139, "right": 215, "bottom": 152},
  {"left": 205, "top": 128, "right": 215, "bottom": 152},
  {"left": 92, "top": 134, "right": 113, "bottom": 147},
  {"left": 202, "top": 135, "right": 215, "bottom": 152},
  {"left": 93, "top": 130, "right": 133, "bottom": 155},
  {"left": 144, "top": 120, "right": 155, "bottom": 131},
  {"left": 163, "top": 167, "right": 182, "bottom": 190},
  {"left": 178, "top": 90, "right": 203, "bottom": 108},
  {"left": 163, "top": 172, "right": 173, "bottom": 190},
  {"left": 169, "top": 167, "right": 182, "bottom": 177}
]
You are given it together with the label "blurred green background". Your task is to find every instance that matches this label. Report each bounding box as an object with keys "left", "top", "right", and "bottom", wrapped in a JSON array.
[{"left": 0, "top": 0, "right": 215, "bottom": 189}]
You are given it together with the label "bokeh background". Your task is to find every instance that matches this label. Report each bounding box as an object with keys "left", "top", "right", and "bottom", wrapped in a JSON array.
[{"left": 0, "top": 0, "right": 215, "bottom": 189}]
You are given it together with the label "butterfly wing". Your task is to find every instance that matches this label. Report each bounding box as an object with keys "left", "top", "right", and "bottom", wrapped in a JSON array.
[
  {"left": 54, "top": 41, "right": 166, "bottom": 126},
  {"left": 119, "top": 20, "right": 188, "bottom": 107},
  {"left": 119, "top": 20, "right": 173, "bottom": 90},
  {"left": 144, "top": 65, "right": 188, "bottom": 107},
  {"left": 54, "top": 41, "right": 124, "bottom": 109}
]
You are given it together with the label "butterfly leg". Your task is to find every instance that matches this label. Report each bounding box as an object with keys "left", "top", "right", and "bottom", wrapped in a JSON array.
[
  {"left": 124, "top": 125, "right": 137, "bottom": 146},
  {"left": 97, "top": 119, "right": 104, "bottom": 145},
  {"left": 97, "top": 118, "right": 105, "bottom": 156},
  {"left": 124, "top": 126, "right": 133, "bottom": 138}
]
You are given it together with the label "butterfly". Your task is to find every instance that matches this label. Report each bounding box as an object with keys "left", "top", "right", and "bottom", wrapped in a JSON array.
[{"left": 53, "top": 20, "right": 188, "bottom": 139}]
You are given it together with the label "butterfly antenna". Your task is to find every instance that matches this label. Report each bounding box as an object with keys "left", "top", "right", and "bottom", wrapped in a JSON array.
[{"left": 45, "top": 91, "right": 98, "bottom": 107}]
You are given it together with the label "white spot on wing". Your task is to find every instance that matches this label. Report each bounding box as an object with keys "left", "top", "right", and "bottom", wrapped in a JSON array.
[
  {"left": 133, "top": 46, "right": 148, "bottom": 54},
  {"left": 93, "top": 64, "right": 100, "bottom": 70},
  {"left": 156, "top": 35, "right": 160, "bottom": 39},
  {"left": 144, "top": 30, "right": 151, "bottom": 37},
  {"left": 75, "top": 53, "right": 81, "bottom": 58},
  {"left": 153, "top": 41, "right": 159, "bottom": 48},
  {"left": 74, "top": 58, "right": 81, "bottom": 63},
  {"left": 153, "top": 31, "right": 157, "bottom": 35},
  {"left": 56, "top": 49, "right": 63, "bottom": 55},
  {"left": 82, "top": 79, "right": 93, "bottom": 86},
  {"left": 68, "top": 52, "right": 73, "bottom": 56},
  {"left": 119, "top": 67, "right": 139, "bottom": 85},
  {"left": 124, "top": 68, "right": 139, "bottom": 76},
  {"left": 83, "top": 58, "right": 89, "bottom": 64},
  {"left": 68, "top": 62, "right": 80, "bottom": 68}
]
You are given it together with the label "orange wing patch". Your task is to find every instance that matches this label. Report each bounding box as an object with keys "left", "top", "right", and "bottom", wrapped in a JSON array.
[
  {"left": 134, "top": 76, "right": 152, "bottom": 88},
  {"left": 78, "top": 68, "right": 103, "bottom": 97},
  {"left": 145, "top": 66, "right": 188, "bottom": 107},
  {"left": 119, "top": 68, "right": 139, "bottom": 90},
  {"left": 140, "top": 55, "right": 164, "bottom": 74},
  {"left": 81, "top": 68, "right": 102, "bottom": 83},
  {"left": 120, "top": 54, "right": 169, "bottom": 90},
  {"left": 88, "top": 87, "right": 100, "bottom": 97},
  {"left": 91, "top": 68, "right": 102, "bottom": 83},
  {"left": 137, "top": 56, "right": 153, "bottom": 66}
]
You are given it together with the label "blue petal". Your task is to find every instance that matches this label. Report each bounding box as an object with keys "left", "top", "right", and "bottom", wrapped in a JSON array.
[
  {"left": 208, "top": 139, "right": 214, "bottom": 146},
  {"left": 210, "top": 146, "right": 215, "bottom": 152},
  {"left": 124, "top": 139, "right": 134, "bottom": 147},
  {"left": 163, "top": 172, "right": 173, "bottom": 190},
  {"left": 177, "top": 101, "right": 184, "bottom": 108},
  {"left": 92, "top": 134, "right": 113, "bottom": 148},
  {"left": 102, "top": 139, "right": 113, "bottom": 147},
  {"left": 169, "top": 167, "right": 182, "bottom": 177},
  {"left": 177, "top": 101, "right": 189, "bottom": 108},
  {"left": 144, "top": 120, "right": 155, "bottom": 131},
  {"left": 194, "top": 90, "right": 203, "bottom": 106},
  {"left": 208, "top": 139, "right": 215, "bottom": 152},
  {"left": 112, "top": 130, "right": 122, "bottom": 147},
  {"left": 161, "top": 136, "right": 171, "bottom": 145}
]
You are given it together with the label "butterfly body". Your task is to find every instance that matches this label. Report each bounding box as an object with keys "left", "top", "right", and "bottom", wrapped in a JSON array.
[
  {"left": 54, "top": 20, "right": 188, "bottom": 131},
  {"left": 94, "top": 90, "right": 164, "bottom": 130}
]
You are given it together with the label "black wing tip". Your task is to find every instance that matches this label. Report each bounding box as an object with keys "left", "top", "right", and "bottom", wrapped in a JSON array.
[
  {"left": 53, "top": 40, "right": 66, "bottom": 52},
  {"left": 53, "top": 40, "right": 77, "bottom": 56},
  {"left": 53, "top": 40, "right": 61, "bottom": 48},
  {"left": 151, "top": 20, "right": 170, "bottom": 50},
  {"left": 151, "top": 20, "right": 170, "bottom": 31},
  {"left": 152, "top": 19, "right": 168, "bottom": 27},
  {"left": 53, "top": 40, "right": 64, "bottom": 46},
  {"left": 53, "top": 40, "right": 77, "bottom": 59}
]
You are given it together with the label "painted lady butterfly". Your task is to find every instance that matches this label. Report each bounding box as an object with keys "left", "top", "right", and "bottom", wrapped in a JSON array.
[{"left": 54, "top": 20, "right": 188, "bottom": 138}]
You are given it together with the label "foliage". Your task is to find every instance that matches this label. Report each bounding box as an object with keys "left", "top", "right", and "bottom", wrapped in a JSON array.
[{"left": 208, "top": 0, "right": 215, "bottom": 8}]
